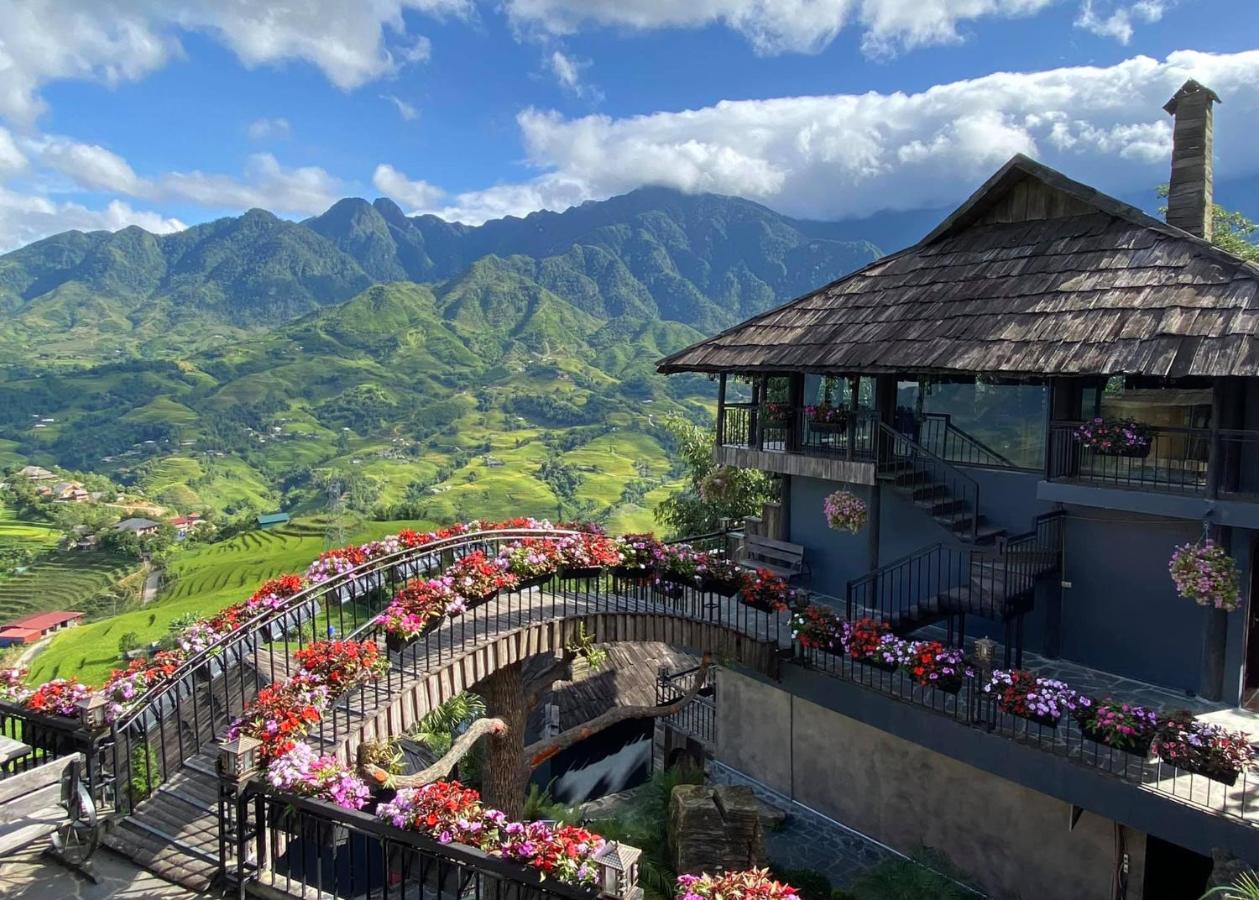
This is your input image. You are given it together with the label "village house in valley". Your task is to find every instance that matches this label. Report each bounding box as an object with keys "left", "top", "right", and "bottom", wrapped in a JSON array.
[{"left": 658, "top": 80, "right": 1259, "bottom": 899}]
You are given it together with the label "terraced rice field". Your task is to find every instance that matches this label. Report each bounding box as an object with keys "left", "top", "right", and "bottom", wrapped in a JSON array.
[
  {"left": 0, "top": 501, "right": 60, "bottom": 553},
  {"left": 0, "top": 551, "right": 137, "bottom": 624}
]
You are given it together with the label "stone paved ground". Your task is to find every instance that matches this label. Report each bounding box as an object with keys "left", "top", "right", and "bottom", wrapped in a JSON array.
[
  {"left": 0, "top": 845, "right": 205, "bottom": 899},
  {"left": 708, "top": 763, "right": 898, "bottom": 889}
]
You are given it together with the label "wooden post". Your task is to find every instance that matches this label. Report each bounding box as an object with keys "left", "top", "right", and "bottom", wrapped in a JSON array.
[
  {"left": 716, "top": 373, "right": 728, "bottom": 447},
  {"left": 787, "top": 373, "right": 804, "bottom": 452},
  {"left": 874, "top": 374, "right": 897, "bottom": 467},
  {"left": 751, "top": 376, "right": 763, "bottom": 451},
  {"left": 847, "top": 375, "right": 859, "bottom": 461}
]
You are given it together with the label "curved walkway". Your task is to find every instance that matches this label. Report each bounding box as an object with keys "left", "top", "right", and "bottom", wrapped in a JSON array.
[{"left": 105, "top": 571, "right": 790, "bottom": 891}]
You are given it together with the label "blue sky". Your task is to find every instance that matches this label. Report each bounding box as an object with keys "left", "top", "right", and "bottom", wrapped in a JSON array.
[{"left": 0, "top": 0, "right": 1255, "bottom": 250}]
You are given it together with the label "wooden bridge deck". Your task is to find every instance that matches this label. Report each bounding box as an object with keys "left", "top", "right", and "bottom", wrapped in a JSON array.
[{"left": 106, "top": 582, "right": 790, "bottom": 892}]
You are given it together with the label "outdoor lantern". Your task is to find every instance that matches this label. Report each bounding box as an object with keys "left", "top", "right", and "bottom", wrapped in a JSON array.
[
  {"left": 973, "top": 637, "right": 997, "bottom": 676},
  {"left": 220, "top": 734, "right": 262, "bottom": 779},
  {"left": 77, "top": 692, "right": 109, "bottom": 731},
  {"left": 594, "top": 840, "right": 642, "bottom": 899}
]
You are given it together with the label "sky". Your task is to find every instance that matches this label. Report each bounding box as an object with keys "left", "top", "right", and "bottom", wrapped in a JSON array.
[{"left": 0, "top": 0, "right": 1256, "bottom": 251}]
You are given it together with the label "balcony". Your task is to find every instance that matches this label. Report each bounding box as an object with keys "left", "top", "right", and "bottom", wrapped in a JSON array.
[
  {"left": 716, "top": 402, "right": 879, "bottom": 483},
  {"left": 1042, "top": 422, "right": 1259, "bottom": 523}
]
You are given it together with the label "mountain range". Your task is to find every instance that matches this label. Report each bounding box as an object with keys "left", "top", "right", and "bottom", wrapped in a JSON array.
[{"left": 0, "top": 188, "right": 883, "bottom": 527}]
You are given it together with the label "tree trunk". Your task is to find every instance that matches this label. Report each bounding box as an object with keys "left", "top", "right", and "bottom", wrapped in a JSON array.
[{"left": 479, "top": 662, "right": 530, "bottom": 819}]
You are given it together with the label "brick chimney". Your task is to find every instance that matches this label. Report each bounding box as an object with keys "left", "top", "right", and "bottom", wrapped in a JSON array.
[{"left": 1163, "top": 79, "right": 1220, "bottom": 240}]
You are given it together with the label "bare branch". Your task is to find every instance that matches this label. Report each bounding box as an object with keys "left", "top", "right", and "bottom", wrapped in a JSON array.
[
  {"left": 363, "top": 717, "right": 507, "bottom": 789},
  {"left": 522, "top": 652, "right": 712, "bottom": 770}
]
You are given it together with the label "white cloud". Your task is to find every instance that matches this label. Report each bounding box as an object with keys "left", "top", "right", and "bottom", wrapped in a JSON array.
[
  {"left": 1075, "top": 0, "right": 1167, "bottom": 43},
  {"left": 505, "top": 0, "right": 1056, "bottom": 56},
  {"left": 0, "top": 128, "right": 27, "bottom": 175},
  {"left": 372, "top": 163, "right": 446, "bottom": 210},
  {"left": 0, "top": 187, "right": 183, "bottom": 252},
  {"left": 158, "top": 154, "right": 346, "bottom": 215},
  {"left": 430, "top": 50, "right": 1259, "bottom": 223},
  {"left": 382, "top": 94, "right": 420, "bottom": 122},
  {"left": 545, "top": 50, "right": 600, "bottom": 100},
  {"left": 34, "top": 137, "right": 145, "bottom": 194},
  {"left": 0, "top": 0, "right": 469, "bottom": 125},
  {"left": 247, "top": 117, "right": 292, "bottom": 141}
]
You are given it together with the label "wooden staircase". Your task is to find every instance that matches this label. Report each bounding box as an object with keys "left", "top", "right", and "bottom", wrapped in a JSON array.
[{"left": 883, "top": 461, "right": 1005, "bottom": 545}]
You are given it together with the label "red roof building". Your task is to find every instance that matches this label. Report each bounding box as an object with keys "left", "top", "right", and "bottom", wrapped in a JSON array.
[{"left": 0, "top": 610, "right": 85, "bottom": 646}]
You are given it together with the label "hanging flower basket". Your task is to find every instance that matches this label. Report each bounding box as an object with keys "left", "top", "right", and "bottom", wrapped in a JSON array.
[
  {"left": 823, "top": 490, "right": 867, "bottom": 534},
  {"left": 1074, "top": 417, "right": 1153, "bottom": 458},
  {"left": 1169, "top": 539, "right": 1241, "bottom": 611}
]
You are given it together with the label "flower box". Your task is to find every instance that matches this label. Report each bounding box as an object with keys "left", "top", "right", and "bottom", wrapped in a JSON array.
[
  {"left": 807, "top": 420, "right": 848, "bottom": 434},
  {"left": 515, "top": 574, "right": 552, "bottom": 592},
  {"left": 740, "top": 569, "right": 792, "bottom": 613},
  {"left": 984, "top": 669, "right": 1090, "bottom": 730},
  {"left": 903, "top": 641, "right": 970, "bottom": 695},
  {"left": 1075, "top": 699, "right": 1158, "bottom": 756},
  {"left": 611, "top": 565, "right": 654, "bottom": 582},
  {"left": 1154, "top": 713, "right": 1255, "bottom": 786},
  {"left": 700, "top": 575, "right": 743, "bottom": 597},
  {"left": 1074, "top": 417, "right": 1153, "bottom": 458},
  {"left": 559, "top": 565, "right": 605, "bottom": 581},
  {"left": 847, "top": 619, "right": 904, "bottom": 672}
]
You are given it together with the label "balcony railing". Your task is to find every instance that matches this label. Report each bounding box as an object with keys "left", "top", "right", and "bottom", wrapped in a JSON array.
[
  {"left": 718, "top": 403, "right": 876, "bottom": 459},
  {"left": 1047, "top": 422, "right": 1259, "bottom": 496}
]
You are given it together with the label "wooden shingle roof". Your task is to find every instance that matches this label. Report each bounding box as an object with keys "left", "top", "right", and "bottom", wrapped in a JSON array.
[{"left": 658, "top": 154, "right": 1259, "bottom": 379}]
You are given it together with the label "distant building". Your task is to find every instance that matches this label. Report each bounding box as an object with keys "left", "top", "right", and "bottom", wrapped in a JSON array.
[
  {"left": 17, "top": 465, "right": 55, "bottom": 482},
  {"left": 0, "top": 610, "right": 85, "bottom": 646},
  {"left": 48, "top": 481, "right": 90, "bottom": 503},
  {"left": 113, "top": 517, "right": 161, "bottom": 536},
  {"left": 169, "top": 514, "right": 203, "bottom": 538},
  {"left": 256, "top": 512, "right": 291, "bottom": 529}
]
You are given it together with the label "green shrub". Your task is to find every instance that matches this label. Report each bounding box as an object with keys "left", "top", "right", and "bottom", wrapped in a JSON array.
[
  {"left": 837, "top": 852, "right": 979, "bottom": 900},
  {"left": 118, "top": 631, "right": 141, "bottom": 655},
  {"left": 129, "top": 743, "right": 162, "bottom": 805}
]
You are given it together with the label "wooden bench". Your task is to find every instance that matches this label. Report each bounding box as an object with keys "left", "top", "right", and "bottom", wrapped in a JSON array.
[
  {"left": 738, "top": 534, "right": 810, "bottom": 584},
  {"left": 0, "top": 753, "right": 100, "bottom": 878}
]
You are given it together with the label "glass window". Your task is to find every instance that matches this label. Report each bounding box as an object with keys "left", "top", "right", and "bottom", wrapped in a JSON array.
[{"left": 920, "top": 377, "right": 1048, "bottom": 468}]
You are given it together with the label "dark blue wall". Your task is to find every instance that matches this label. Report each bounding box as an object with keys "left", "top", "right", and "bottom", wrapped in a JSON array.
[{"left": 785, "top": 466, "right": 1254, "bottom": 697}]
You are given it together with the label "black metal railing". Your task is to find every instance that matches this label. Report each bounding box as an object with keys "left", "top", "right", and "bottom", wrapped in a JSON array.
[
  {"left": 796, "top": 640, "right": 1259, "bottom": 826},
  {"left": 1046, "top": 422, "right": 1217, "bottom": 494},
  {"left": 845, "top": 512, "right": 1064, "bottom": 665},
  {"left": 231, "top": 783, "right": 602, "bottom": 900},
  {"left": 877, "top": 423, "right": 981, "bottom": 541},
  {"left": 0, "top": 526, "right": 779, "bottom": 828},
  {"left": 656, "top": 665, "right": 715, "bottom": 746},
  {"left": 919, "top": 413, "right": 1018, "bottom": 469}
]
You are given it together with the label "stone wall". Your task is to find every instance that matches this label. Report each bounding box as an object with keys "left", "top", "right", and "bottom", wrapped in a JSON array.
[{"left": 714, "top": 668, "right": 1147, "bottom": 900}]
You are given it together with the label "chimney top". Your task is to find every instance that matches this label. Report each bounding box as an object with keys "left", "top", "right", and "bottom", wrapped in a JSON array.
[
  {"left": 1163, "top": 79, "right": 1221, "bottom": 115},
  {"left": 1163, "top": 79, "right": 1218, "bottom": 241}
]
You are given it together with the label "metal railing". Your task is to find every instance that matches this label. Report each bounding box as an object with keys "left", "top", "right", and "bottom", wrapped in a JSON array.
[
  {"left": 1046, "top": 422, "right": 1215, "bottom": 494},
  {"left": 656, "top": 665, "right": 715, "bottom": 746},
  {"left": 1, "top": 526, "right": 775, "bottom": 823},
  {"left": 845, "top": 512, "right": 1064, "bottom": 666},
  {"left": 230, "top": 783, "right": 601, "bottom": 900},
  {"left": 796, "top": 641, "right": 1259, "bottom": 827},
  {"left": 877, "top": 422, "right": 981, "bottom": 541},
  {"left": 919, "top": 413, "right": 1018, "bottom": 469}
]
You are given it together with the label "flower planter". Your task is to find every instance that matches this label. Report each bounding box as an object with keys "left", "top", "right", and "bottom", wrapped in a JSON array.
[
  {"left": 1000, "top": 705, "right": 1060, "bottom": 729},
  {"left": 920, "top": 675, "right": 964, "bottom": 695},
  {"left": 1093, "top": 445, "right": 1151, "bottom": 459},
  {"left": 514, "top": 574, "right": 553, "bottom": 592},
  {"left": 559, "top": 565, "right": 604, "bottom": 581},
  {"left": 654, "top": 582, "right": 686, "bottom": 600},
  {"left": 808, "top": 419, "right": 848, "bottom": 433},
  {"left": 661, "top": 570, "right": 700, "bottom": 588},
  {"left": 385, "top": 631, "right": 416, "bottom": 655},
  {"left": 1165, "top": 759, "right": 1243, "bottom": 787},
  {"left": 611, "top": 565, "right": 653, "bottom": 582},
  {"left": 701, "top": 576, "right": 743, "bottom": 597},
  {"left": 854, "top": 656, "right": 898, "bottom": 674},
  {"left": 462, "top": 589, "right": 498, "bottom": 608},
  {"left": 1080, "top": 723, "right": 1154, "bottom": 758}
]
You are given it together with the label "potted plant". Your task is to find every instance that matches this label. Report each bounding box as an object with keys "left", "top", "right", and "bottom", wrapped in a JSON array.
[
  {"left": 676, "top": 869, "right": 799, "bottom": 900},
  {"left": 805, "top": 402, "right": 848, "bottom": 432},
  {"left": 903, "top": 640, "right": 971, "bottom": 694},
  {"left": 790, "top": 604, "right": 845, "bottom": 654},
  {"left": 448, "top": 551, "right": 516, "bottom": 606},
  {"left": 984, "top": 669, "right": 1090, "bottom": 728},
  {"left": 1074, "top": 699, "right": 1159, "bottom": 756},
  {"left": 699, "top": 556, "right": 747, "bottom": 597},
  {"left": 377, "top": 578, "right": 458, "bottom": 652},
  {"left": 847, "top": 618, "right": 905, "bottom": 672},
  {"left": 823, "top": 490, "right": 868, "bottom": 534},
  {"left": 658, "top": 545, "right": 703, "bottom": 587},
  {"left": 611, "top": 533, "right": 664, "bottom": 581},
  {"left": 498, "top": 538, "right": 561, "bottom": 591},
  {"left": 1154, "top": 712, "right": 1256, "bottom": 786},
  {"left": 557, "top": 532, "right": 619, "bottom": 580},
  {"left": 293, "top": 639, "right": 387, "bottom": 690},
  {"left": 1169, "top": 539, "right": 1241, "bottom": 611},
  {"left": 1073, "top": 417, "right": 1153, "bottom": 458},
  {"left": 740, "top": 569, "right": 792, "bottom": 613}
]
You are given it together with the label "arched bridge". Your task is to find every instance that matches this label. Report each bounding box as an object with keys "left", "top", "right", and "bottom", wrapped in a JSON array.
[{"left": 6, "top": 528, "right": 788, "bottom": 892}]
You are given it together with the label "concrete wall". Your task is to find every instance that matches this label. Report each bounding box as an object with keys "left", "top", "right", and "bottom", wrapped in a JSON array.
[{"left": 715, "top": 668, "right": 1147, "bottom": 900}]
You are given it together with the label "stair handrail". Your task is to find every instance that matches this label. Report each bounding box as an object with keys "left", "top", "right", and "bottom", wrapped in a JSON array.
[
  {"left": 921, "top": 412, "right": 1019, "bottom": 469},
  {"left": 877, "top": 422, "right": 981, "bottom": 542}
]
